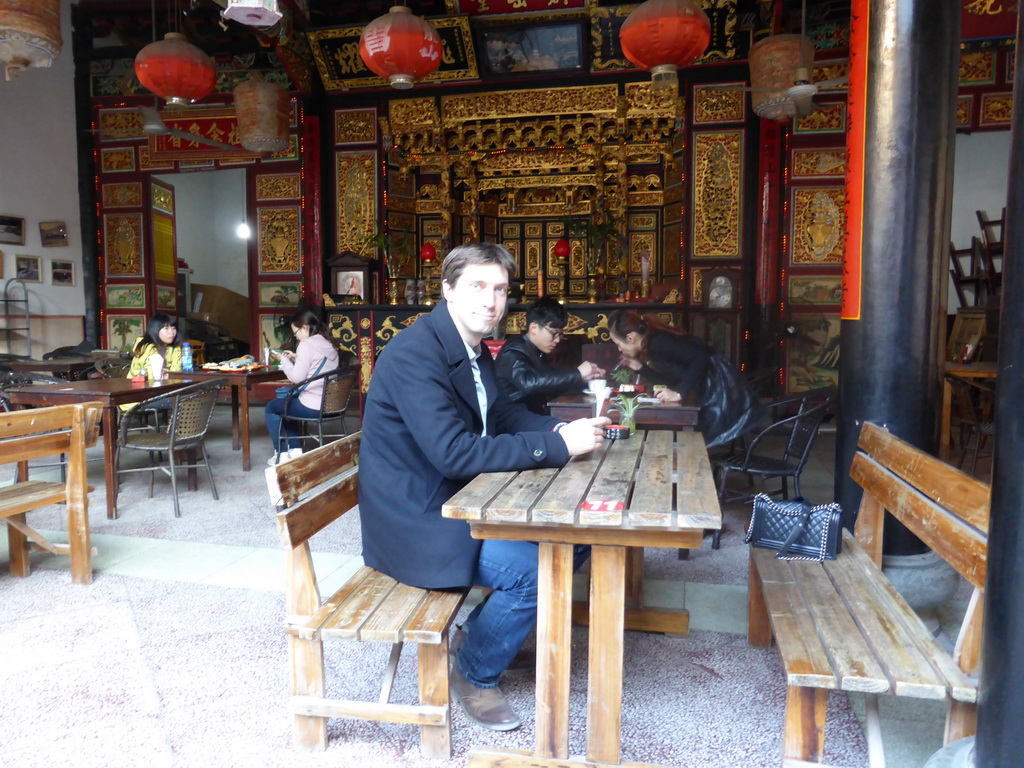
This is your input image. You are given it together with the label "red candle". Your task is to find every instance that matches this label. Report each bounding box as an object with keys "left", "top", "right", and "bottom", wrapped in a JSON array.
[{"left": 537, "top": 267, "right": 545, "bottom": 298}]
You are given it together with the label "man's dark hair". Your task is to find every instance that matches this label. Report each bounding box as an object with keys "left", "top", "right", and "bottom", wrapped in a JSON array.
[{"left": 526, "top": 296, "right": 568, "bottom": 330}]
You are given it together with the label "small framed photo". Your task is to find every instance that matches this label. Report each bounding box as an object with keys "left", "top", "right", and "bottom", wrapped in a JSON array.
[
  {"left": 15, "top": 254, "right": 41, "bottom": 282},
  {"left": 50, "top": 258, "right": 75, "bottom": 286},
  {"left": 0, "top": 214, "right": 26, "bottom": 245},
  {"left": 39, "top": 220, "right": 68, "bottom": 247},
  {"left": 333, "top": 268, "right": 369, "bottom": 301}
]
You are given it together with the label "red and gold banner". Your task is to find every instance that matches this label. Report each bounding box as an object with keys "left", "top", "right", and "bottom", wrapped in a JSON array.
[
  {"left": 962, "top": 1, "right": 1018, "bottom": 42},
  {"left": 457, "top": 0, "right": 585, "bottom": 14},
  {"left": 148, "top": 108, "right": 260, "bottom": 162},
  {"left": 842, "top": 0, "right": 869, "bottom": 321}
]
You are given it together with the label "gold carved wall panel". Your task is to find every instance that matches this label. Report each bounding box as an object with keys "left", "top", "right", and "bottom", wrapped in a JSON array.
[
  {"left": 791, "top": 187, "right": 845, "bottom": 265},
  {"left": 259, "top": 207, "right": 302, "bottom": 273},
  {"left": 691, "top": 131, "right": 743, "bottom": 259},
  {"left": 104, "top": 214, "right": 143, "bottom": 276},
  {"left": 256, "top": 173, "right": 301, "bottom": 201},
  {"left": 101, "top": 147, "right": 135, "bottom": 173},
  {"left": 791, "top": 149, "right": 847, "bottom": 179},
  {"left": 335, "top": 150, "right": 377, "bottom": 254},
  {"left": 335, "top": 107, "right": 377, "bottom": 145},
  {"left": 102, "top": 182, "right": 142, "bottom": 209},
  {"left": 693, "top": 86, "right": 745, "bottom": 123}
]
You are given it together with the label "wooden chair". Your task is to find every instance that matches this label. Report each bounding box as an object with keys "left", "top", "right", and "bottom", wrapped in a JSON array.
[
  {"left": 274, "top": 365, "right": 358, "bottom": 462},
  {"left": 1, "top": 402, "right": 103, "bottom": 584},
  {"left": 946, "top": 373, "right": 995, "bottom": 477},
  {"left": 274, "top": 433, "right": 467, "bottom": 757}
]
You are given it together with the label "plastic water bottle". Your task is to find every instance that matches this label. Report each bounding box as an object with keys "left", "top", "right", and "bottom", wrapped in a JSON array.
[{"left": 181, "top": 342, "right": 193, "bottom": 372}]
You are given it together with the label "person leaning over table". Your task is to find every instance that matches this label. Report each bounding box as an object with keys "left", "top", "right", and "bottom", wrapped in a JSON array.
[
  {"left": 607, "top": 308, "right": 764, "bottom": 448},
  {"left": 494, "top": 295, "right": 606, "bottom": 415},
  {"left": 358, "top": 243, "right": 609, "bottom": 732},
  {"left": 264, "top": 308, "right": 340, "bottom": 466},
  {"left": 119, "top": 313, "right": 181, "bottom": 413}
]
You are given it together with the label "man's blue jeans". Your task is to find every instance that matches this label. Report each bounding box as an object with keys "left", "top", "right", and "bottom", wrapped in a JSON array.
[
  {"left": 456, "top": 538, "right": 589, "bottom": 688},
  {"left": 264, "top": 398, "right": 320, "bottom": 451}
]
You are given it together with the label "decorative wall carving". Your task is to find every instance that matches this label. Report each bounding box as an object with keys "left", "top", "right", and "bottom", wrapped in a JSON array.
[
  {"left": 335, "top": 151, "right": 377, "bottom": 255},
  {"left": 691, "top": 131, "right": 742, "bottom": 259},
  {"left": 791, "top": 187, "right": 845, "bottom": 265},
  {"left": 259, "top": 207, "right": 302, "bottom": 272},
  {"left": 257, "top": 173, "right": 301, "bottom": 200},
  {"left": 102, "top": 182, "right": 142, "bottom": 208},
  {"left": 104, "top": 214, "right": 143, "bottom": 276}
]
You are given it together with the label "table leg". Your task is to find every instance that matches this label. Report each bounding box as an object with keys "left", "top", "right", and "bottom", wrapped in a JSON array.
[
  {"left": 230, "top": 385, "right": 241, "bottom": 451},
  {"left": 103, "top": 407, "right": 119, "bottom": 520},
  {"left": 587, "top": 545, "right": 625, "bottom": 764},
  {"left": 535, "top": 541, "right": 574, "bottom": 760},
  {"left": 940, "top": 377, "right": 953, "bottom": 460},
  {"left": 240, "top": 383, "right": 252, "bottom": 471}
]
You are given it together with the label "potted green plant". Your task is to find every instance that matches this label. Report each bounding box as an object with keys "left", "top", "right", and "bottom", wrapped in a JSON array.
[{"left": 609, "top": 393, "right": 648, "bottom": 435}]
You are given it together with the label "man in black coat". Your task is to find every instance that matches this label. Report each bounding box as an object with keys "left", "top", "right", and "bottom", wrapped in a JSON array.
[
  {"left": 495, "top": 296, "right": 605, "bottom": 414},
  {"left": 358, "top": 243, "right": 608, "bottom": 731}
]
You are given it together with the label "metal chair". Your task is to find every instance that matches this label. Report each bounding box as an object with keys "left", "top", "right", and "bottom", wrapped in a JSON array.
[
  {"left": 946, "top": 373, "right": 995, "bottom": 477},
  {"left": 710, "top": 388, "right": 834, "bottom": 549},
  {"left": 116, "top": 379, "right": 226, "bottom": 517},
  {"left": 274, "top": 365, "right": 358, "bottom": 463}
]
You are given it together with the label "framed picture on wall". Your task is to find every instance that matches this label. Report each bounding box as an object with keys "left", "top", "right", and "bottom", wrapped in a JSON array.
[
  {"left": 50, "top": 259, "right": 75, "bottom": 286},
  {"left": 15, "top": 254, "right": 41, "bottom": 282},
  {"left": 39, "top": 221, "right": 69, "bottom": 247},
  {"left": 476, "top": 22, "right": 586, "bottom": 78},
  {"left": 334, "top": 268, "right": 368, "bottom": 300},
  {"left": 0, "top": 214, "right": 25, "bottom": 245}
]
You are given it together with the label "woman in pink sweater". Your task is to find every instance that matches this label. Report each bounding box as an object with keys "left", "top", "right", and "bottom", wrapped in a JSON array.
[{"left": 265, "top": 309, "right": 340, "bottom": 465}]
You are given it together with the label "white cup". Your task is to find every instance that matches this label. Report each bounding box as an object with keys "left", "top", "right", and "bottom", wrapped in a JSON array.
[{"left": 588, "top": 379, "right": 607, "bottom": 394}]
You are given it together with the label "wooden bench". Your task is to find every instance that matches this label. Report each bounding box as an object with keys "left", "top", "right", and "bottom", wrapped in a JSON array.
[
  {"left": 748, "top": 421, "right": 988, "bottom": 766},
  {"left": 273, "top": 431, "right": 468, "bottom": 757},
  {"left": 1, "top": 402, "right": 102, "bottom": 584}
]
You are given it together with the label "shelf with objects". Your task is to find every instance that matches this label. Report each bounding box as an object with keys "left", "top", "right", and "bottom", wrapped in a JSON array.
[{"left": 0, "top": 278, "right": 32, "bottom": 359}]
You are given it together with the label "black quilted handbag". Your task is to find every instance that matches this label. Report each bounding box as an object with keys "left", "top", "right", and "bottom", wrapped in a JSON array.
[{"left": 744, "top": 493, "right": 843, "bottom": 561}]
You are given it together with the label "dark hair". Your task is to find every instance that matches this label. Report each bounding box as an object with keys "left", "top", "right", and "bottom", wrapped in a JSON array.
[
  {"left": 133, "top": 313, "right": 178, "bottom": 359},
  {"left": 440, "top": 243, "right": 518, "bottom": 287},
  {"left": 288, "top": 308, "right": 333, "bottom": 342},
  {"left": 607, "top": 310, "right": 685, "bottom": 360},
  {"left": 526, "top": 296, "right": 567, "bottom": 330}
]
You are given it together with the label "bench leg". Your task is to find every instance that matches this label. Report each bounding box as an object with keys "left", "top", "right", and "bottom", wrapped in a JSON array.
[
  {"left": 289, "top": 634, "right": 328, "bottom": 750},
  {"left": 418, "top": 639, "right": 452, "bottom": 759},
  {"left": 945, "top": 700, "right": 977, "bottom": 745},
  {"left": 783, "top": 686, "right": 827, "bottom": 763},
  {"left": 6, "top": 515, "right": 31, "bottom": 577},
  {"left": 748, "top": 553, "right": 772, "bottom": 648}
]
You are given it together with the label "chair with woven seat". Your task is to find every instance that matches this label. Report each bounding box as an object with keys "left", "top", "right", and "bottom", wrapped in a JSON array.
[
  {"left": 710, "top": 388, "right": 834, "bottom": 549},
  {"left": 274, "top": 365, "right": 357, "bottom": 462},
  {"left": 947, "top": 373, "right": 995, "bottom": 477},
  {"left": 116, "top": 378, "right": 227, "bottom": 517}
]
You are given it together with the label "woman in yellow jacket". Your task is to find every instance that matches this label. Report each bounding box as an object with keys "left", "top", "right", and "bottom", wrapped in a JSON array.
[{"left": 121, "top": 314, "right": 182, "bottom": 412}]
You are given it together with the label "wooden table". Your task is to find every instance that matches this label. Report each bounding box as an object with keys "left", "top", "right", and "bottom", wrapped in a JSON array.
[
  {"left": 443, "top": 429, "right": 720, "bottom": 768},
  {"left": 5, "top": 378, "right": 194, "bottom": 519},
  {"left": 3, "top": 357, "right": 98, "bottom": 380},
  {"left": 940, "top": 361, "right": 997, "bottom": 460},
  {"left": 183, "top": 367, "right": 285, "bottom": 471},
  {"left": 548, "top": 393, "right": 699, "bottom": 431}
]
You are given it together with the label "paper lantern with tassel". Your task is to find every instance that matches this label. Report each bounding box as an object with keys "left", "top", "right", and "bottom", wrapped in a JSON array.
[
  {"left": 234, "top": 79, "right": 289, "bottom": 153},
  {"left": 134, "top": 32, "right": 216, "bottom": 107},
  {"left": 359, "top": 6, "right": 442, "bottom": 90},
  {"left": 619, "top": 0, "right": 710, "bottom": 91}
]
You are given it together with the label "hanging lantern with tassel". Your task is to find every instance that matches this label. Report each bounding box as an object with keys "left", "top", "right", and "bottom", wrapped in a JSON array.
[
  {"left": 134, "top": 32, "right": 216, "bottom": 107},
  {"left": 233, "top": 78, "right": 289, "bottom": 153},
  {"left": 359, "top": 6, "right": 442, "bottom": 90},
  {"left": 0, "top": 0, "right": 62, "bottom": 81},
  {"left": 619, "top": 0, "right": 711, "bottom": 92},
  {"left": 419, "top": 242, "right": 437, "bottom": 263},
  {"left": 748, "top": 34, "right": 814, "bottom": 122}
]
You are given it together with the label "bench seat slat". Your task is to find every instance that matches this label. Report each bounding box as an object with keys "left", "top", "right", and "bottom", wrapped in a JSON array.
[
  {"left": 0, "top": 481, "right": 67, "bottom": 517},
  {"left": 358, "top": 582, "right": 431, "bottom": 643},
  {"left": 824, "top": 536, "right": 948, "bottom": 699},
  {"left": 403, "top": 589, "right": 469, "bottom": 644},
  {"left": 298, "top": 565, "right": 377, "bottom": 640},
  {"left": 320, "top": 569, "right": 401, "bottom": 640},
  {"left": 753, "top": 549, "right": 839, "bottom": 689}
]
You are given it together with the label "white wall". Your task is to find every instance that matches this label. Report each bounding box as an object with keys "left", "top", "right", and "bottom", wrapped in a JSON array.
[
  {"left": 154, "top": 169, "right": 249, "bottom": 299},
  {"left": 0, "top": 0, "right": 84, "bottom": 341}
]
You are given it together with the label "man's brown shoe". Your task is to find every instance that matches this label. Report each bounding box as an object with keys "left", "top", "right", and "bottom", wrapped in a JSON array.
[{"left": 449, "top": 664, "right": 522, "bottom": 731}]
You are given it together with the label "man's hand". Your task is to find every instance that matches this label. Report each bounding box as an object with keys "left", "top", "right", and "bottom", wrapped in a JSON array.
[
  {"left": 558, "top": 417, "right": 611, "bottom": 456},
  {"left": 656, "top": 388, "right": 682, "bottom": 403},
  {"left": 577, "top": 361, "right": 607, "bottom": 380}
]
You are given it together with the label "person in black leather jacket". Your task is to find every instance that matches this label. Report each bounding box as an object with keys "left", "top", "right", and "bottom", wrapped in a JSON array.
[{"left": 495, "top": 297, "right": 606, "bottom": 414}]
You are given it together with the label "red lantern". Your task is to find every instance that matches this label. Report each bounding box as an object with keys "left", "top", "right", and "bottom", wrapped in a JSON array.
[
  {"left": 359, "top": 6, "right": 442, "bottom": 90},
  {"left": 134, "top": 32, "right": 216, "bottom": 107},
  {"left": 553, "top": 238, "right": 571, "bottom": 259},
  {"left": 619, "top": 0, "right": 711, "bottom": 91},
  {"left": 420, "top": 242, "right": 437, "bottom": 262}
]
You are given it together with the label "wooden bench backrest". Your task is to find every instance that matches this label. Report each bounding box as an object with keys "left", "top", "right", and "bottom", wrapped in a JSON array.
[
  {"left": 275, "top": 431, "right": 360, "bottom": 550},
  {"left": 0, "top": 402, "right": 102, "bottom": 465},
  {"left": 851, "top": 422, "right": 989, "bottom": 588}
]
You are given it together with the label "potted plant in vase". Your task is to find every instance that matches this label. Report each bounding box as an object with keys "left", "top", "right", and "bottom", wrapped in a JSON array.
[
  {"left": 609, "top": 393, "right": 648, "bottom": 435},
  {"left": 360, "top": 228, "right": 404, "bottom": 304},
  {"left": 563, "top": 211, "right": 622, "bottom": 301}
]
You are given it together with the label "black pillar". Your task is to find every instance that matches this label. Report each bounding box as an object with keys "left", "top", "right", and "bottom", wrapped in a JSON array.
[
  {"left": 974, "top": 10, "right": 1024, "bottom": 764},
  {"left": 835, "top": 1, "right": 959, "bottom": 554}
]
